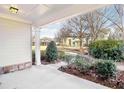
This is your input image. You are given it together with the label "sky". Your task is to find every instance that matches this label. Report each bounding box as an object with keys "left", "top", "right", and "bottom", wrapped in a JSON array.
[
  {"left": 39, "top": 22, "right": 63, "bottom": 38},
  {"left": 32, "top": 22, "right": 63, "bottom": 39}
]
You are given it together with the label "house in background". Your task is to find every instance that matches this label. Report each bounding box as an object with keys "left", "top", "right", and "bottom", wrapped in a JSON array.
[
  {"left": 61, "top": 32, "right": 91, "bottom": 48},
  {"left": 40, "top": 37, "right": 53, "bottom": 46},
  {"left": 61, "top": 28, "right": 111, "bottom": 48},
  {"left": 62, "top": 36, "right": 86, "bottom": 47},
  {"left": 32, "top": 37, "right": 53, "bottom": 46}
]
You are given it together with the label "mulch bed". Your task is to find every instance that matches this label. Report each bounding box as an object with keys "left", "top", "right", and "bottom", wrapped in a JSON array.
[{"left": 58, "top": 64, "right": 124, "bottom": 89}]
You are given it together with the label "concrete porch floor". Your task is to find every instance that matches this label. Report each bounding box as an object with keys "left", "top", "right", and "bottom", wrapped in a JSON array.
[{"left": 0, "top": 62, "right": 109, "bottom": 89}]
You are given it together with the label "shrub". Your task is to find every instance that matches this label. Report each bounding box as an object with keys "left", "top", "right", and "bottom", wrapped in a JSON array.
[
  {"left": 96, "top": 60, "right": 117, "bottom": 79},
  {"left": 119, "top": 43, "right": 124, "bottom": 60},
  {"left": 58, "top": 51, "right": 74, "bottom": 64},
  {"left": 74, "top": 55, "right": 91, "bottom": 72},
  {"left": 58, "top": 51, "right": 65, "bottom": 60},
  {"left": 32, "top": 50, "right": 35, "bottom": 65},
  {"left": 64, "top": 55, "right": 75, "bottom": 64},
  {"left": 89, "top": 40, "right": 124, "bottom": 61},
  {"left": 40, "top": 50, "right": 46, "bottom": 60},
  {"left": 46, "top": 41, "right": 58, "bottom": 62}
]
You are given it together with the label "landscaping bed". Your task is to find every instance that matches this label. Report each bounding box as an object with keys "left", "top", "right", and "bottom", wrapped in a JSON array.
[{"left": 59, "top": 64, "right": 124, "bottom": 89}]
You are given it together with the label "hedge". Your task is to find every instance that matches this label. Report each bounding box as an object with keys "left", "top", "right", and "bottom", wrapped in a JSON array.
[
  {"left": 89, "top": 40, "right": 124, "bottom": 61},
  {"left": 96, "top": 60, "right": 117, "bottom": 79}
]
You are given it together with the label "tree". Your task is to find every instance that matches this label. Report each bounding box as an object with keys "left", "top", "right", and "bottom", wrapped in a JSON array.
[
  {"left": 108, "top": 28, "right": 124, "bottom": 40},
  {"left": 63, "top": 7, "right": 111, "bottom": 48},
  {"left": 97, "top": 4, "right": 124, "bottom": 40},
  {"left": 84, "top": 8, "right": 111, "bottom": 42},
  {"left": 97, "top": 5, "right": 124, "bottom": 32},
  {"left": 97, "top": 28, "right": 110, "bottom": 40},
  {"left": 65, "top": 15, "right": 88, "bottom": 49},
  {"left": 54, "top": 25, "right": 72, "bottom": 46},
  {"left": 56, "top": 4, "right": 121, "bottom": 49},
  {"left": 46, "top": 41, "right": 58, "bottom": 62}
]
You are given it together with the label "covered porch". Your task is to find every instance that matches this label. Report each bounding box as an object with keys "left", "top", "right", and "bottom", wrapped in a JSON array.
[
  {"left": 0, "top": 4, "right": 107, "bottom": 73},
  {"left": 0, "top": 4, "right": 109, "bottom": 89}
]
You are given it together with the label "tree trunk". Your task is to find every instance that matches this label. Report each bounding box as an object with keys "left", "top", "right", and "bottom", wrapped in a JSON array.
[{"left": 79, "top": 38, "right": 83, "bottom": 54}]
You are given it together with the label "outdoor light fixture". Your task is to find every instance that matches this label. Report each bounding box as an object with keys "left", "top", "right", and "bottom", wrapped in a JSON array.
[{"left": 9, "top": 7, "right": 18, "bottom": 14}]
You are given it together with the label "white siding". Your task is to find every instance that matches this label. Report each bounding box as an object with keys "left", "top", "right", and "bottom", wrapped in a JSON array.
[{"left": 0, "top": 18, "right": 31, "bottom": 67}]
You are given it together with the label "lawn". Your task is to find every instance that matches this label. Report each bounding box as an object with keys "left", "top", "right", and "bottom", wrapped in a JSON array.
[
  {"left": 32, "top": 46, "right": 47, "bottom": 51},
  {"left": 32, "top": 46, "right": 80, "bottom": 52}
]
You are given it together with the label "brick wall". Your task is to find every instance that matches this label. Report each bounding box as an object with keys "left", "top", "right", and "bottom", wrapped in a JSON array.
[{"left": 0, "top": 62, "right": 32, "bottom": 75}]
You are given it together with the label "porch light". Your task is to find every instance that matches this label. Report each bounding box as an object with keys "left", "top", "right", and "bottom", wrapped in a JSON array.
[{"left": 9, "top": 7, "right": 18, "bottom": 14}]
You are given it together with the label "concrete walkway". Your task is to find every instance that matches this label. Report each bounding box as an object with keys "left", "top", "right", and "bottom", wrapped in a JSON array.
[{"left": 0, "top": 62, "right": 109, "bottom": 89}]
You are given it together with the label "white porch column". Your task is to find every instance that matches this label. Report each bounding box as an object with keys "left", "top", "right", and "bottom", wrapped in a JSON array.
[{"left": 35, "top": 28, "right": 41, "bottom": 65}]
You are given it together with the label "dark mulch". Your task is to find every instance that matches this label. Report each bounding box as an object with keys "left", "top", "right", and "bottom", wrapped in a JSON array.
[{"left": 58, "top": 64, "right": 124, "bottom": 89}]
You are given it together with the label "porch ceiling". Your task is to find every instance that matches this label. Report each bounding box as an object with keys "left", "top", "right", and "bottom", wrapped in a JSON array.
[{"left": 0, "top": 4, "right": 108, "bottom": 27}]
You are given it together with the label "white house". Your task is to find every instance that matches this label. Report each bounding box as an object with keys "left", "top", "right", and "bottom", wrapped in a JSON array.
[
  {"left": 61, "top": 36, "right": 86, "bottom": 47},
  {"left": 0, "top": 4, "right": 107, "bottom": 74}
]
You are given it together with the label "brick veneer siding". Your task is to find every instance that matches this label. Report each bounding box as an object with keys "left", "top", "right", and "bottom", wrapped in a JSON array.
[{"left": 0, "top": 62, "right": 32, "bottom": 74}]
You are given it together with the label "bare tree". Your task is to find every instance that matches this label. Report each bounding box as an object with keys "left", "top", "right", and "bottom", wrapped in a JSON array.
[
  {"left": 65, "top": 15, "right": 88, "bottom": 49},
  {"left": 54, "top": 25, "right": 72, "bottom": 46},
  {"left": 56, "top": 4, "right": 118, "bottom": 51},
  {"left": 97, "top": 4, "right": 124, "bottom": 32},
  {"left": 64, "top": 7, "right": 111, "bottom": 45},
  {"left": 108, "top": 27, "right": 124, "bottom": 40},
  {"left": 84, "top": 8, "right": 111, "bottom": 42}
]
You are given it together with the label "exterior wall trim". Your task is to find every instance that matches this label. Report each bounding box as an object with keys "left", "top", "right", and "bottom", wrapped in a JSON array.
[{"left": 0, "top": 62, "right": 32, "bottom": 75}]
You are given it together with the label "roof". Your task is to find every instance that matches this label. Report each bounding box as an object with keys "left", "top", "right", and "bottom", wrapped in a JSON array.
[{"left": 40, "top": 37, "right": 53, "bottom": 41}]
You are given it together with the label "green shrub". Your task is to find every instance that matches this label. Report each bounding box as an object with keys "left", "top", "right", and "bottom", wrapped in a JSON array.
[
  {"left": 64, "top": 55, "right": 75, "bottom": 64},
  {"left": 41, "top": 50, "right": 46, "bottom": 60},
  {"left": 58, "top": 51, "right": 74, "bottom": 64},
  {"left": 119, "top": 43, "right": 124, "bottom": 60},
  {"left": 74, "top": 55, "right": 91, "bottom": 72},
  {"left": 46, "top": 41, "right": 58, "bottom": 62},
  {"left": 96, "top": 60, "right": 117, "bottom": 79},
  {"left": 32, "top": 50, "right": 35, "bottom": 65},
  {"left": 89, "top": 40, "right": 124, "bottom": 61},
  {"left": 58, "top": 51, "right": 65, "bottom": 60}
]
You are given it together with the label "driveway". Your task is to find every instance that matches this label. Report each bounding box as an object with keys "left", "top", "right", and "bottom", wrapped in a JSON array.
[{"left": 0, "top": 62, "right": 109, "bottom": 89}]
